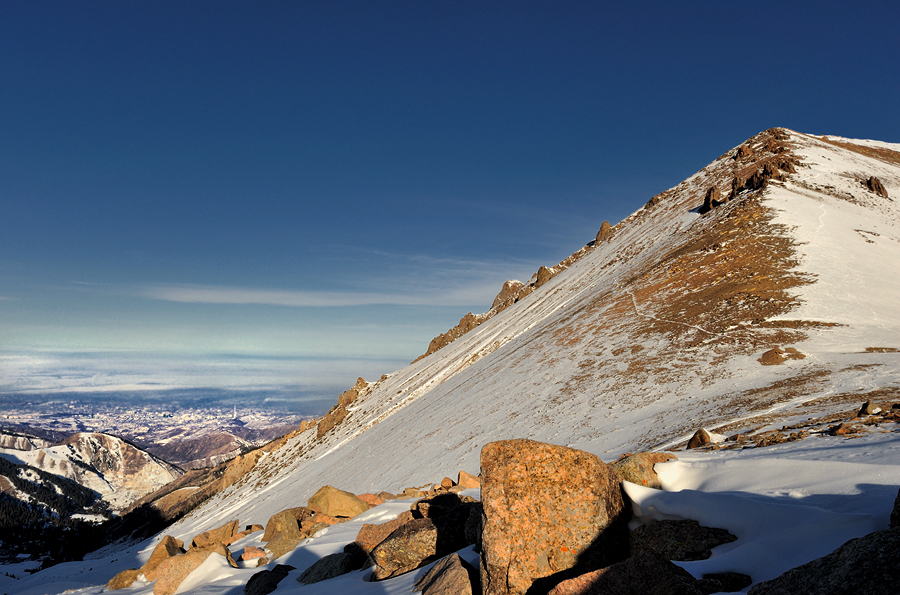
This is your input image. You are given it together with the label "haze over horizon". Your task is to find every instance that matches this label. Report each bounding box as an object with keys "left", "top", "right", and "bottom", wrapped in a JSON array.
[{"left": 2, "top": 1, "right": 899, "bottom": 413}]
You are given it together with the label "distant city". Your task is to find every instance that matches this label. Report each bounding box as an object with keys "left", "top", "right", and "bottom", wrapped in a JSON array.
[{"left": 0, "top": 389, "right": 324, "bottom": 446}]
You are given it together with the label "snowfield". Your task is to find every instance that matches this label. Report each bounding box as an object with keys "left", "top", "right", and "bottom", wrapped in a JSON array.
[{"left": 5, "top": 129, "right": 900, "bottom": 594}]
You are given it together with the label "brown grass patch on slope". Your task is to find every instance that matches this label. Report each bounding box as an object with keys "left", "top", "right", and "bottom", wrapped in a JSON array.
[{"left": 817, "top": 137, "right": 900, "bottom": 167}]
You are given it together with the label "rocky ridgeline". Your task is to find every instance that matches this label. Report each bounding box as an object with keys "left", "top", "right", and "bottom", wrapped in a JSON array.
[
  {"left": 414, "top": 219, "right": 618, "bottom": 362},
  {"left": 105, "top": 435, "right": 900, "bottom": 594}
]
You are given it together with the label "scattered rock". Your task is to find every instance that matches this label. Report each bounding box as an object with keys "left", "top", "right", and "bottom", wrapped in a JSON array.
[
  {"left": 612, "top": 452, "right": 678, "bottom": 489},
  {"left": 891, "top": 487, "right": 900, "bottom": 529},
  {"left": 457, "top": 470, "right": 481, "bottom": 489},
  {"left": 246, "top": 524, "right": 264, "bottom": 532},
  {"left": 152, "top": 543, "right": 237, "bottom": 595},
  {"left": 480, "top": 439, "right": 630, "bottom": 595},
  {"left": 747, "top": 528, "right": 900, "bottom": 594},
  {"left": 308, "top": 485, "right": 370, "bottom": 518},
  {"left": 296, "top": 552, "right": 363, "bottom": 585},
  {"left": 414, "top": 553, "right": 479, "bottom": 595},
  {"left": 353, "top": 510, "right": 415, "bottom": 553},
  {"left": 440, "top": 477, "right": 454, "bottom": 489},
  {"left": 106, "top": 568, "right": 141, "bottom": 591},
  {"left": 547, "top": 551, "right": 704, "bottom": 595},
  {"left": 687, "top": 429, "right": 712, "bottom": 449},
  {"left": 759, "top": 347, "right": 787, "bottom": 365},
  {"left": 190, "top": 519, "right": 240, "bottom": 548},
  {"left": 357, "top": 493, "right": 385, "bottom": 507},
  {"left": 244, "top": 564, "right": 294, "bottom": 595},
  {"left": 867, "top": 176, "right": 889, "bottom": 198},
  {"left": 858, "top": 400, "right": 881, "bottom": 416},
  {"left": 595, "top": 220, "right": 613, "bottom": 244},
  {"left": 735, "top": 145, "right": 752, "bottom": 159},
  {"left": 241, "top": 546, "right": 267, "bottom": 561},
  {"left": 262, "top": 507, "right": 314, "bottom": 542},
  {"left": 369, "top": 517, "right": 440, "bottom": 580},
  {"left": 630, "top": 520, "right": 737, "bottom": 561},
  {"left": 142, "top": 535, "right": 186, "bottom": 581}
]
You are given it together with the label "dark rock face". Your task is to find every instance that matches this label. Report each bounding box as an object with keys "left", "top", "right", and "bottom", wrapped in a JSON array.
[
  {"left": 867, "top": 176, "right": 889, "bottom": 198},
  {"left": 699, "top": 186, "right": 722, "bottom": 215},
  {"left": 611, "top": 453, "right": 677, "bottom": 489},
  {"left": 296, "top": 552, "right": 361, "bottom": 585},
  {"left": 413, "top": 553, "right": 479, "bottom": 595},
  {"left": 369, "top": 517, "right": 441, "bottom": 580},
  {"left": 630, "top": 520, "right": 737, "bottom": 561},
  {"left": 546, "top": 551, "right": 704, "bottom": 595},
  {"left": 698, "top": 572, "right": 752, "bottom": 593},
  {"left": 891, "top": 487, "right": 900, "bottom": 529},
  {"left": 747, "top": 529, "right": 900, "bottom": 594},
  {"left": 479, "top": 439, "right": 630, "bottom": 595},
  {"left": 244, "top": 564, "right": 294, "bottom": 595}
]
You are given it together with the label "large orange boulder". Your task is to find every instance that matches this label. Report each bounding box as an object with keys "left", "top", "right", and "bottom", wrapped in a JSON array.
[
  {"left": 142, "top": 535, "right": 186, "bottom": 581},
  {"left": 152, "top": 543, "right": 237, "bottom": 595},
  {"left": 307, "top": 485, "right": 370, "bottom": 518},
  {"left": 479, "top": 439, "right": 630, "bottom": 595},
  {"left": 190, "top": 519, "right": 239, "bottom": 548}
]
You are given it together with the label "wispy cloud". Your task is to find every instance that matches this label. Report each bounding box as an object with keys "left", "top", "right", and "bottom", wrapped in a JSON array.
[{"left": 135, "top": 281, "right": 506, "bottom": 308}]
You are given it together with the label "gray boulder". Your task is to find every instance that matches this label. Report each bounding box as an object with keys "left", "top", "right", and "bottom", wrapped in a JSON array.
[{"left": 748, "top": 528, "right": 900, "bottom": 594}]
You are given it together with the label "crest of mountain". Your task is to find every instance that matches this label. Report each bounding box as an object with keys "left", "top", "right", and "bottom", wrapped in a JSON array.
[
  {"left": 0, "top": 432, "right": 182, "bottom": 513},
  {"left": 167, "top": 128, "right": 899, "bottom": 534}
]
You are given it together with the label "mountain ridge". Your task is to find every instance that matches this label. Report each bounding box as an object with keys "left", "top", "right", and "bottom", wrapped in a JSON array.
[{"left": 161, "top": 127, "right": 899, "bottom": 537}]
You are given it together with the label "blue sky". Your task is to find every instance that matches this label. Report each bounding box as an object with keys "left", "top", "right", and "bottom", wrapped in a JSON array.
[{"left": 2, "top": 1, "right": 899, "bottom": 412}]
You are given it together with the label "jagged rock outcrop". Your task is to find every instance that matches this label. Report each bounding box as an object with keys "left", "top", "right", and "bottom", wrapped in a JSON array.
[
  {"left": 595, "top": 220, "right": 613, "bottom": 244},
  {"left": 867, "top": 175, "right": 889, "bottom": 198},
  {"left": 698, "top": 186, "right": 722, "bottom": 214},
  {"left": 491, "top": 280, "right": 526, "bottom": 309},
  {"left": 479, "top": 439, "right": 630, "bottom": 595}
]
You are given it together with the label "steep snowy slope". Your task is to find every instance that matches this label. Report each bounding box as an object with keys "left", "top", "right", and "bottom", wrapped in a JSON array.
[{"left": 166, "top": 128, "right": 900, "bottom": 534}]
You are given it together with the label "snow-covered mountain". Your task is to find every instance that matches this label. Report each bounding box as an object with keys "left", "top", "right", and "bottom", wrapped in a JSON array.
[
  {"left": 0, "top": 431, "right": 182, "bottom": 513},
  {"left": 171, "top": 129, "right": 899, "bottom": 526},
  {"left": 6, "top": 128, "right": 900, "bottom": 594}
]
